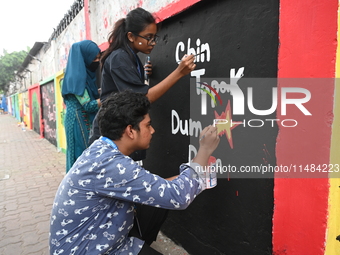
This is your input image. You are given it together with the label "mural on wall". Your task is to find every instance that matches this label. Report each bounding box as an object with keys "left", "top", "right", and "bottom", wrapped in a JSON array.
[
  {"left": 17, "top": 91, "right": 31, "bottom": 129},
  {"left": 30, "top": 88, "right": 41, "bottom": 135},
  {"left": 142, "top": 0, "right": 279, "bottom": 254},
  {"left": 55, "top": 72, "right": 67, "bottom": 152},
  {"left": 9, "top": 95, "right": 15, "bottom": 117},
  {"left": 14, "top": 94, "right": 20, "bottom": 121},
  {"left": 41, "top": 80, "right": 57, "bottom": 146},
  {"left": 22, "top": 91, "right": 31, "bottom": 130},
  {"left": 18, "top": 93, "right": 23, "bottom": 122},
  {"left": 59, "top": 80, "right": 66, "bottom": 126},
  {"left": 8, "top": 0, "right": 339, "bottom": 253}
]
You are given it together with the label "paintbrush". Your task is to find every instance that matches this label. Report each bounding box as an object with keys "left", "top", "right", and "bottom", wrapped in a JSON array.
[{"left": 177, "top": 53, "right": 201, "bottom": 63}]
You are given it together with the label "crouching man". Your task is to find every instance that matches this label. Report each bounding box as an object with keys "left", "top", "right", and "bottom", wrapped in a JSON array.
[{"left": 49, "top": 90, "right": 220, "bottom": 254}]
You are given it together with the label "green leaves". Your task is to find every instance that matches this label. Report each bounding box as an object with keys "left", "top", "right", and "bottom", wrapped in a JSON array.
[{"left": 0, "top": 50, "right": 27, "bottom": 94}]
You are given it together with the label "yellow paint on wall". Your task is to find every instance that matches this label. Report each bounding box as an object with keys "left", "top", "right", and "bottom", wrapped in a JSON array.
[
  {"left": 325, "top": 7, "right": 340, "bottom": 254},
  {"left": 18, "top": 93, "right": 22, "bottom": 121},
  {"left": 55, "top": 71, "right": 67, "bottom": 153},
  {"left": 17, "top": 92, "right": 31, "bottom": 129},
  {"left": 22, "top": 91, "right": 31, "bottom": 129}
]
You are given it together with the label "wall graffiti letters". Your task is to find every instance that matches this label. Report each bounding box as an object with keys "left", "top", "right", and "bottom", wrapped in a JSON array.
[{"left": 41, "top": 81, "right": 57, "bottom": 146}]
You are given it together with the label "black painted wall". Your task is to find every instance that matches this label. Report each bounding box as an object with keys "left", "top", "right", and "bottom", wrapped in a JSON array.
[
  {"left": 41, "top": 81, "right": 57, "bottom": 146},
  {"left": 143, "top": 0, "right": 279, "bottom": 254}
]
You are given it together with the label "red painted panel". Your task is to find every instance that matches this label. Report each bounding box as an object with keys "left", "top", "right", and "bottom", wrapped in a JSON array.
[
  {"left": 28, "top": 84, "right": 43, "bottom": 138},
  {"left": 155, "top": 0, "right": 202, "bottom": 22},
  {"left": 274, "top": 0, "right": 337, "bottom": 254},
  {"left": 98, "top": 42, "right": 109, "bottom": 52}
]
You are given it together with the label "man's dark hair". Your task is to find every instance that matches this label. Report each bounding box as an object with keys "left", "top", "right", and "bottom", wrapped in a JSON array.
[{"left": 98, "top": 90, "right": 151, "bottom": 140}]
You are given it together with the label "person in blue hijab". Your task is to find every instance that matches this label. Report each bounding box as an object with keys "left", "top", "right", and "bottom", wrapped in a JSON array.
[{"left": 62, "top": 40, "right": 102, "bottom": 172}]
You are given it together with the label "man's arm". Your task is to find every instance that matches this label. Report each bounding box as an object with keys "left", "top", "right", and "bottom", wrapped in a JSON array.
[
  {"left": 165, "top": 125, "right": 220, "bottom": 180},
  {"left": 93, "top": 125, "right": 219, "bottom": 209},
  {"left": 158, "top": 125, "right": 220, "bottom": 184},
  {"left": 192, "top": 125, "right": 220, "bottom": 167}
]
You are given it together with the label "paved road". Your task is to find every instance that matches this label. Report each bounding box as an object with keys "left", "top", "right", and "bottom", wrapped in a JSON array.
[{"left": 0, "top": 114, "right": 189, "bottom": 255}]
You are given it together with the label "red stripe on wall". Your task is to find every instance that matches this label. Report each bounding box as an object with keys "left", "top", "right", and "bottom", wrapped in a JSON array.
[
  {"left": 84, "top": 0, "right": 91, "bottom": 40},
  {"left": 154, "top": 0, "right": 202, "bottom": 22},
  {"left": 98, "top": 42, "right": 109, "bottom": 52},
  {"left": 273, "top": 0, "right": 337, "bottom": 254}
]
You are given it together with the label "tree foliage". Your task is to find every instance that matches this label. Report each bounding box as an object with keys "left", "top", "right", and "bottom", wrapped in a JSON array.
[{"left": 0, "top": 50, "right": 27, "bottom": 94}]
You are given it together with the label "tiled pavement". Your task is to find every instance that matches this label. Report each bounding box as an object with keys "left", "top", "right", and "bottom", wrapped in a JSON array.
[{"left": 0, "top": 114, "right": 189, "bottom": 255}]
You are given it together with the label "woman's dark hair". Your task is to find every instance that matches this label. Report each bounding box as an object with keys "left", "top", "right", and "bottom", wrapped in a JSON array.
[
  {"left": 101, "top": 8, "right": 158, "bottom": 68},
  {"left": 98, "top": 90, "right": 151, "bottom": 140}
]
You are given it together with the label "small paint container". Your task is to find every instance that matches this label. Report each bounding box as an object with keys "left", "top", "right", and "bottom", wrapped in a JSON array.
[{"left": 205, "top": 156, "right": 217, "bottom": 189}]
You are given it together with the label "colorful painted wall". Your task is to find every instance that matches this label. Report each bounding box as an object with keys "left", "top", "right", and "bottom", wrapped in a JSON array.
[
  {"left": 28, "top": 85, "right": 42, "bottom": 136},
  {"left": 21, "top": 91, "right": 30, "bottom": 129},
  {"left": 273, "top": 0, "right": 339, "bottom": 254},
  {"left": 9, "top": 0, "right": 340, "bottom": 254},
  {"left": 40, "top": 78, "right": 58, "bottom": 147},
  {"left": 143, "top": 0, "right": 277, "bottom": 253},
  {"left": 12, "top": 94, "right": 19, "bottom": 121},
  {"left": 325, "top": 7, "right": 340, "bottom": 254},
  {"left": 12, "top": 73, "right": 66, "bottom": 150},
  {"left": 55, "top": 71, "right": 67, "bottom": 153}
]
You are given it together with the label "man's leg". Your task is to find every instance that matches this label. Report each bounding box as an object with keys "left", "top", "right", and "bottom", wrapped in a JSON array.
[
  {"left": 131, "top": 204, "right": 168, "bottom": 245},
  {"left": 88, "top": 114, "right": 100, "bottom": 145}
]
